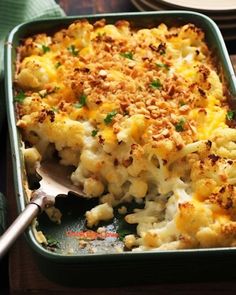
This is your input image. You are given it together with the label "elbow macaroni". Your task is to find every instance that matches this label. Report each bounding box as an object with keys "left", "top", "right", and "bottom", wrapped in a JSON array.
[{"left": 15, "top": 19, "right": 236, "bottom": 251}]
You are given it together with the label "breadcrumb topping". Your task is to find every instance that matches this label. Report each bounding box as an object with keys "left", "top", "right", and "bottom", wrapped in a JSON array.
[{"left": 15, "top": 19, "right": 236, "bottom": 251}]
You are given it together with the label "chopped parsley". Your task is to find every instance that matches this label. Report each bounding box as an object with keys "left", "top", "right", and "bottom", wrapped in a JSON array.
[
  {"left": 116, "top": 218, "right": 134, "bottom": 241},
  {"left": 68, "top": 44, "right": 79, "bottom": 56},
  {"left": 179, "top": 100, "right": 186, "bottom": 106},
  {"left": 97, "top": 32, "right": 106, "bottom": 37},
  {"left": 74, "top": 94, "right": 87, "bottom": 108},
  {"left": 150, "top": 79, "right": 162, "bottom": 89},
  {"left": 14, "top": 90, "right": 26, "bottom": 103},
  {"left": 117, "top": 229, "right": 133, "bottom": 241},
  {"left": 51, "top": 107, "right": 59, "bottom": 113},
  {"left": 42, "top": 44, "right": 50, "bottom": 53},
  {"left": 91, "top": 129, "right": 98, "bottom": 137},
  {"left": 46, "top": 237, "right": 60, "bottom": 248},
  {"left": 175, "top": 118, "right": 185, "bottom": 132},
  {"left": 120, "top": 52, "right": 133, "bottom": 60},
  {"left": 104, "top": 110, "right": 117, "bottom": 124},
  {"left": 55, "top": 61, "right": 61, "bottom": 69},
  {"left": 156, "top": 63, "right": 169, "bottom": 70},
  {"left": 226, "top": 110, "right": 236, "bottom": 121},
  {"left": 53, "top": 86, "right": 60, "bottom": 92}
]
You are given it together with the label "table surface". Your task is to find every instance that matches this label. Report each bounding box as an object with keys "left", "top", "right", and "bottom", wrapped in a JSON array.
[{"left": 2, "top": 0, "right": 236, "bottom": 294}]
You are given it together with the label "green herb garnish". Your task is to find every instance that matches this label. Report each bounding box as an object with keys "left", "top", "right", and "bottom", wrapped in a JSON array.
[
  {"left": 97, "top": 32, "right": 105, "bottom": 37},
  {"left": 68, "top": 44, "right": 79, "bottom": 56},
  {"left": 104, "top": 110, "right": 117, "bottom": 124},
  {"left": 55, "top": 61, "right": 61, "bottom": 69},
  {"left": 116, "top": 219, "right": 134, "bottom": 241},
  {"left": 156, "top": 63, "right": 169, "bottom": 70},
  {"left": 120, "top": 52, "right": 133, "bottom": 60},
  {"left": 42, "top": 45, "right": 50, "bottom": 53},
  {"left": 53, "top": 86, "right": 60, "bottom": 92},
  {"left": 51, "top": 107, "right": 59, "bottom": 113},
  {"left": 117, "top": 229, "right": 133, "bottom": 241},
  {"left": 91, "top": 129, "right": 98, "bottom": 137},
  {"left": 47, "top": 237, "right": 60, "bottom": 248},
  {"left": 179, "top": 101, "right": 186, "bottom": 106},
  {"left": 175, "top": 118, "right": 185, "bottom": 132},
  {"left": 150, "top": 79, "right": 162, "bottom": 89},
  {"left": 226, "top": 110, "right": 236, "bottom": 121},
  {"left": 14, "top": 90, "right": 26, "bottom": 103},
  {"left": 74, "top": 94, "right": 87, "bottom": 108}
]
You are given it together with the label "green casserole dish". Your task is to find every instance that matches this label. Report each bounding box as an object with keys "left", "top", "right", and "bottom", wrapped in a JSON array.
[{"left": 5, "top": 11, "right": 236, "bottom": 286}]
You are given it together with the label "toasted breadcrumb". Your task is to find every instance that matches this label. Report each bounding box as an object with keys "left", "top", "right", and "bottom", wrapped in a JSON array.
[{"left": 16, "top": 19, "right": 236, "bottom": 251}]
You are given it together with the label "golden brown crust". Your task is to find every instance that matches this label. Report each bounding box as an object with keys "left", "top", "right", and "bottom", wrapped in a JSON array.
[{"left": 14, "top": 19, "right": 236, "bottom": 251}]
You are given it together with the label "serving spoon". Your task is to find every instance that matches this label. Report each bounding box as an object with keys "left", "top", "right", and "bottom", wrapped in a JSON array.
[{"left": 0, "top": 159, "right": 84, "bottom": 259}]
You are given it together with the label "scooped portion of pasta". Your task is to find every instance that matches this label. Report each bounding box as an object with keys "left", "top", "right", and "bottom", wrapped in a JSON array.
[{"left": 15, "top": 18, "right": 236, "bottom": 251}]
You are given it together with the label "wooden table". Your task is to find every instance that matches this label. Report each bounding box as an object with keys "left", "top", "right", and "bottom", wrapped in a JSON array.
[{"left": 3, "top": 0, "right": 236, "bottom": 294}]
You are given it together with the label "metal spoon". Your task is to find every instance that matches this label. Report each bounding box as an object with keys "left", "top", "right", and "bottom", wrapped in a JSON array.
[{"left": 0, "top": 159, "right": 84, "bottom": 259}]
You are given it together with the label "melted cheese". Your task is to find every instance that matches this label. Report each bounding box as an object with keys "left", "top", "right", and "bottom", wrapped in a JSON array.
[{"left": 15, "top": 19, "right": 236, "bottom": 251}]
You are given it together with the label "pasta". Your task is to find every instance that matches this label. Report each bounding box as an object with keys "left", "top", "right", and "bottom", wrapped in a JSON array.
[{"left": 14, "top": 18, "right": 236, "bottom": 251}]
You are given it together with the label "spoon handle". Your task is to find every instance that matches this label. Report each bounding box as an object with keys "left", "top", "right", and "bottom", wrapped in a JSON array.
[
  {"left": 0, "top": 193, "right": 52, "bottom": 259},
  {"left": 0, "top": 203, "right": 39, "bottom": 258}
]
